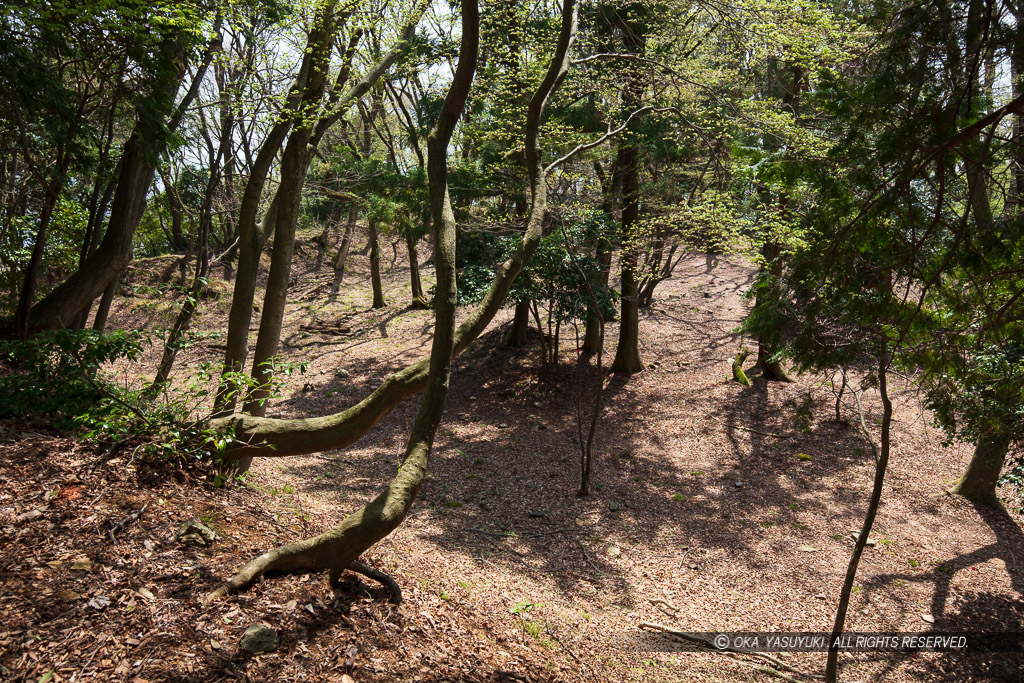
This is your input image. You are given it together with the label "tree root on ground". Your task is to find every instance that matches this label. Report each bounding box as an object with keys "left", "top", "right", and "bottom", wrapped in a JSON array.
[{"left": 347, "top": 560, "right": 402, "bottom": 604}]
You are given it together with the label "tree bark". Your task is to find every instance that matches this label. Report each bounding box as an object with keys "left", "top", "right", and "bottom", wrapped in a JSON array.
[
  {"left": 369, "top": 219, "right": 386, "bottom": 308},
  {"left": 407, "top": 231, "right": 428, "bottom": 308},
  {"left": 91, "top": 274, "right": 119, "bottom": 333},
  {"left": 206, "top": 0, "right": 479, "bottom": 601},
  {"left": 505, "top": 299, "right": 531, "bottom": 347},
  {"left": 209, "top": 0, "right": 580, "bottom": 462},
  {"left": 950, "top": 432, "right": 1010, "bottom": 508},
  {"left": 611, "top": 145, "right": 643, "bottom": 373}
]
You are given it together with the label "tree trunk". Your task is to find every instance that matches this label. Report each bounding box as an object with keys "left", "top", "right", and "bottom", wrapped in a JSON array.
[
  {"left": 505, "top": 299, "right": 531, "bottom": 347},
  {"left": 27, "top": 33, "right": 213, "bottom": 333},
  {"left": 369, "top": 218, "right": 386, "bottom": 308},
  {"left": 825, "top": 348, "right": 893, "bottom": 683},
  {"left": 13, "top": 186, "right": 57, "bottom": 339},
  {"left": 611, "top": 147, "right": 643, "bottom": 373},
  {"left": 205, "top": 0, "right": 479, "bottom": 603},
  {"left": 583, "top": 236, "right": 611, "bottom": 353},
  {"left": 756, "top": 240, "right": 795, "bottom": 382},
  {"left": 91, "top": 274, "right": 119, "bottom": 333},
  {"left": 407, "top": 231, "right": 428, "bottom": 308},
  {"left": 209, "top": 0, "right": 578, "bottom": 462},
  {"left": 950, "top": 432, "right": 1010, "bottom": 508},
  {"left": 331, "top": 203, "right": 358, "bottom": 295},
  {"left": 243, "top": 139, "right": 317, "bottom": 418}
]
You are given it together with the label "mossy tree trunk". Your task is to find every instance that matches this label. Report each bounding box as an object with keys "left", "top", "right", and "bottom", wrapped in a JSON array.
[
  {"left": 210, "top": 0, "right": 580, "bottom": 465},
  {"left": 950, "top": 432, "right": 1010, "bottom": 507},
  {"left": 206, "top": 0, "right": 481, "bottom": 601}
]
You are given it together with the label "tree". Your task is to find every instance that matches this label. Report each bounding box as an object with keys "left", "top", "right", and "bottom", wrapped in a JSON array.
[{"left": 207, "top": 0, "right": 483, "bottom": 600}]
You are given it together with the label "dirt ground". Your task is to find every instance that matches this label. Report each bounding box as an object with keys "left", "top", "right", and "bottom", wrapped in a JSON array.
[{"left": 2, "top": 240, "right": 1022, "bottom": 682}]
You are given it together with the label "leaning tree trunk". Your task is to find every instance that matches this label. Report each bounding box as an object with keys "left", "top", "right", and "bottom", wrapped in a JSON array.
[
  {"left": 91, "top": 274, "right": 119, "bottom": 333},
  {"left": 205, "top": 0, "right": 480, "bottom": 602},
  {"left": 950, "top": 432, "right": 1010, "bottom": 508},
  {"left": 27, "top": 31, "right": 216, "bottom": 333},
  {"left": 13, "top": 184, "right": 58, "bottom": 339},
  {"left": 406, "top": 231, "right": 428, "bottom": 308},
  {"left": 369, "top": 218, "right": 386, "bottom": 308},
  {"left": 208, "top": 0, "right": 579, "bottom": 463},
  {"left": 147, "top": 113, "right": 231, "bottom": 398},
  {"left": 825, "top": 346, "right": 893, "bottom": 683},
  {"left": 330, "top": 203, "right": 358, "bottom": 295}
]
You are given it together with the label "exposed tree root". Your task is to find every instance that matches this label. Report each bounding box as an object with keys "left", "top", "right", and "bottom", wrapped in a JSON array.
[{"left": 348, "top": 560, "right": 402, "bottom": 604}]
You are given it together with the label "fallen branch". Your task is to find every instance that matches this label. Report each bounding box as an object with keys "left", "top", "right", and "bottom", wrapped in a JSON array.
[{"left": 109, "top": 504, "right": 147, "bottom": 541}]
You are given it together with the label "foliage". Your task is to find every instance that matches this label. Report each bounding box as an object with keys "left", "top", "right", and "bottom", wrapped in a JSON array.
[{"left": 0, "top": 329, "right": 268, "bottom": 466}]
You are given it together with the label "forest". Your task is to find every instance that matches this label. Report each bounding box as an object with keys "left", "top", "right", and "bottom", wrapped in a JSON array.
[{"left": 1, "top": 0, "right": 1023, "bottom": 681}]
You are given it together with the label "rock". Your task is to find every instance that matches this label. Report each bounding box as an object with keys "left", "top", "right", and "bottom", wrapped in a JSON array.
[
  {"left": 335, "top": 368, "right": 350, "bottom": 378},
  {"left": 240, "top": 624, "right": 279, "bottom": 653},
  {"left": 849, "top": 532, "right": 877, "bottom": 546},
  {"left": 734, "top": 481, "right": 743, "bottom": 488},
  {"left": 921, "top": 614, "right": 935, "bottom": 624},
  {"left": 177, "top": 519, "right": 216, "bottom": 547},
  {"left": 607, "top": 501, "right": 620, "bottom": 512}
]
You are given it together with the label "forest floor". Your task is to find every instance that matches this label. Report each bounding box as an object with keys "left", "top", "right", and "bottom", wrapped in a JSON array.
[{"left": 2, "top": 237, "right": 1023, "bottom": 683}]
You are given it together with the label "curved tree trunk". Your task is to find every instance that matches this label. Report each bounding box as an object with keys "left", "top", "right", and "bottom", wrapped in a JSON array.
[
  {"left": 209, "top": 0, "right": 580, "bottom": 463},
  {"left": 206, "top": 0, "right": 480, "bottom": 602},
  {"left": 369, "top": 219, "right": 386, "bottom": 308},
  {"left": 950, "top": 432, "right": 1010, "bottom": 507}
]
